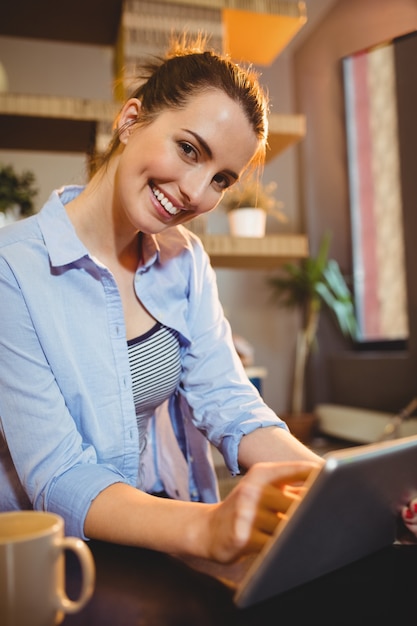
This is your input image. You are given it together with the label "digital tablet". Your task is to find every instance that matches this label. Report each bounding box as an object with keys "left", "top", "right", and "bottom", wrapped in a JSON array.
[{"left": 234, "top": 435, "right": 417, "bottom": 607}]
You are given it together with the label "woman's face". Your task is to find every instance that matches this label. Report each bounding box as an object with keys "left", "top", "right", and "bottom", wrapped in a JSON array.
[{"left": 114, "top": 89, "right": 259, "bottom": 234}]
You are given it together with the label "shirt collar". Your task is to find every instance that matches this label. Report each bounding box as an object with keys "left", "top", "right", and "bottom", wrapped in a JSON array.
[
  {"left": 37, "top": 186, "right": 90, "bottom": 268},
  {"left": 37, "top": 185, "right": 188, "bottom": 271}
]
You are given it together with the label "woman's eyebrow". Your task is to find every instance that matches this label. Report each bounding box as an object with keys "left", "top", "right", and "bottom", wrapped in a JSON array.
[
  {"left": 182, "top": 129, "right": 239, "bottom": 181},
  {"left": 182, "top": 129, "right": 212, "bottom": 158}
]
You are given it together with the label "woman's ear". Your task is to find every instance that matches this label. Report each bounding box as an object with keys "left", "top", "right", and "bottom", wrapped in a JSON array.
[{"left": 117, "top": 98, "right": 142, "bottom": 144}]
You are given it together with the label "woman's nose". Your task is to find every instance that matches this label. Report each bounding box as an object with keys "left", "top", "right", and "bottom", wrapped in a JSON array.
[{"left": 179, "top": 169, "right": 212, "bottom": 209}]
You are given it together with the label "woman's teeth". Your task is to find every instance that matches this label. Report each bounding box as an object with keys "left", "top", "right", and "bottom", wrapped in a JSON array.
[{"left": 152, "top": 186, "right": 180, "bottom": 216}]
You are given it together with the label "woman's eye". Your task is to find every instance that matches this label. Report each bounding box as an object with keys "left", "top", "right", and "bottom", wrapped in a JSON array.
[
  {"left": 212, "top": 173, "right": 231, "bottom": 190},
  {"left": 178, "top": 141, "right": 197, "bottom": 160},
  {"left": 177, "top": 140, "right": 231, "bottom": 190}
]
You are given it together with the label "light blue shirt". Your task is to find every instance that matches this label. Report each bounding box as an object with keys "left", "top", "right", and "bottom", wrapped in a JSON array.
[{"left": 0, "top": 186, "right": 286, "bottom": 538}]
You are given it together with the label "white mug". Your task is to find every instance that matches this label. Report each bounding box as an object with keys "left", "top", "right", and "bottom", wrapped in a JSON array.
[{"left": 0, "top": 510, "right": 95, "bottom": 626}]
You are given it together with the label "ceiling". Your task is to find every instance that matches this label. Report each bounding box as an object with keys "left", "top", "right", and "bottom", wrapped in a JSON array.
[{"left": 0, "top": 0, "right": 123, "bottom": 46}]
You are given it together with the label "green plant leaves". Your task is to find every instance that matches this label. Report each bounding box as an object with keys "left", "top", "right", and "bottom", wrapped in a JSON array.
[
  {"left": 268, "top": 232, "right": 357, "bottom": 340},
  {"left": 0, "top": 164, "right": 38, "bottom": 215}
]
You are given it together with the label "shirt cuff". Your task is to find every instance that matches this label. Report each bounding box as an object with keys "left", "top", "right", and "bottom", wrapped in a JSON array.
[
  {"left": 46, "top": 464, "right": 127, "bottom": 539},
  {"left": 220, "top": 421, "right": 289, "bottom": 476}
]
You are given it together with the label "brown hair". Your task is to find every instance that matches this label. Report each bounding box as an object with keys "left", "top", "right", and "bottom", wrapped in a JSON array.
[{"left": 96, "top": 35, "right": 269, "bottom": 173}]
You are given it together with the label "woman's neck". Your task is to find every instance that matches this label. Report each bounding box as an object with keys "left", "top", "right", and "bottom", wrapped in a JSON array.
[{"left": 65, "top": 168, "right": 141, "bottom": 269}]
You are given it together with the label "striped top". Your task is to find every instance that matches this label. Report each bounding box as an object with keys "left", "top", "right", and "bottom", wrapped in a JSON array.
[{"left": 127, "top": 322, "right": 181, "bottom": 491}]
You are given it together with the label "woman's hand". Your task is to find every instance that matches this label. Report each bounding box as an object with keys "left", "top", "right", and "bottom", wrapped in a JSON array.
[
  {"left": 84, "top": 462, "right": 320, "bottom": 563},
  {"left": 204, "top": 461, "right": 320, "bottom": 563},
  {"left": 402, "top": 497, "right": 417, "bottom": 540}
]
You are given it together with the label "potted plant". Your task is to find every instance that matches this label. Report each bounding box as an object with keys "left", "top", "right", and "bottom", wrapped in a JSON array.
[
  {"left": 0, "top": 164, "right": 38, "bottom": 226},
  {"left": 268, "top": 232, "right": 357, "bottom": 442},
  {"left": 220, "top": 175, "right": 286, "bottom": 237}
]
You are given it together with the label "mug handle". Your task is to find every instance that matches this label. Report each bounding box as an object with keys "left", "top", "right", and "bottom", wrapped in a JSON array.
[{"left": 56, "top": 537, "right": 95, "bottom": 614}]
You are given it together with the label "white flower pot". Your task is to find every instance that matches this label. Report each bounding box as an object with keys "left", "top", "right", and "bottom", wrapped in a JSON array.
[
  {"left": 228, "top": 207, "right": 266, "bottom": 237},
  {"left": 0, "top": 204, "right": 21, "bottom": 228}
]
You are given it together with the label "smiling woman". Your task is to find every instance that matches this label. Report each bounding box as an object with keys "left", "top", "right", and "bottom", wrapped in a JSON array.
[
  {"left": 3, "top": 32, "right": 414, "bottom": 568},
  {"left": 107, "top": 88, "right": 258, "bottom": 234}
]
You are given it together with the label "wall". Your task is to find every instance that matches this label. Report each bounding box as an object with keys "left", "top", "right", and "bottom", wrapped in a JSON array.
[{"left": 294, "top": 0, "right": 417, "bottom": 412}]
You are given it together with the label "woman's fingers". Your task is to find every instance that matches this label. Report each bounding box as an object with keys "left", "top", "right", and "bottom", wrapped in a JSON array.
[
  {"left": 250, "top": 473, "right": 313, "bottom": 537},
  {"left": 241, "top": 461, "right": 319, "bottom": 523},
  {"left": 221, "top": 461, "right": 319, "bottom": 556},
  {"left": 245, "top": 460, "right": 319, "bottom": 487},
  {"left": 246, "top": 461, "right": 319, "bottom": 502},
  {"left": 207, "top": 461, "right": 321, "bottom": 563}
]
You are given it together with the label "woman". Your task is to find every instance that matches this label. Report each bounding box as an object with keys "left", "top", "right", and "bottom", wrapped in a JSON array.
[{"left": 0, "top": 36, "right": 414, "bottom": 562}]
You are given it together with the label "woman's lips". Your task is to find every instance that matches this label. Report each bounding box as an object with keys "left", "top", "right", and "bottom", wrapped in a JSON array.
[{"left": 151, "top": 185, "right": 181, "bottom": 216}]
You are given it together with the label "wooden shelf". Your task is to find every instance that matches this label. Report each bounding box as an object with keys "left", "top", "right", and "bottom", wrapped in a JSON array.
[
  {"left": 267, "top": 113, "right": 306, "bottom": 160},
  {"left": 199, "top": 234, "right": 308, "bottom": 269},
  {"left": 0, "top": 93, "right": 118, "bottom": 122},
  {"left": 0, "top": 94, "right": 304, "bottom": 158},
  {"left": 0, "top": 93, "right": 119, "bottom": 152}
]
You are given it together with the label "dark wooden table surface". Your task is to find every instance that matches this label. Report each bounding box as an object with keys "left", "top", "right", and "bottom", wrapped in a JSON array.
[{"left": 64, "top": 539, "right": 417, "bottom": 625}]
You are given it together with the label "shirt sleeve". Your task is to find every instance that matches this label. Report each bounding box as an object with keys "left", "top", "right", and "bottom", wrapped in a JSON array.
[
  {"left": 176, "top": 236, "right": 288, "bottom": 475},
  {"left": 0, "top": 255, "right": 126, "bottom": 538}
]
